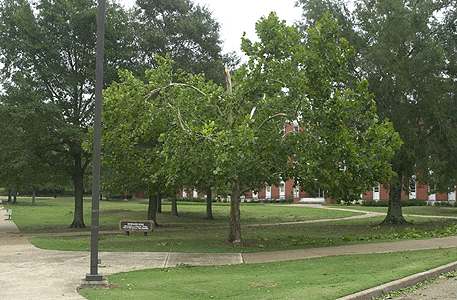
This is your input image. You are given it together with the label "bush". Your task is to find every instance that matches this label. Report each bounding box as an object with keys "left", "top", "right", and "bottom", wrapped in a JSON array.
[
  {"left": 362, "top": 198, "right": 427, "bottom": 207},
  {"left": 401, "top": 198, "right": 427, "bottom": 206},
  {"left": 361, "top": 199, "right": 389, "bottom": 207},
  {"left": 285, "top": 198, "right": 295, "bottom": 204},
  {"left": 434, "top": 201, "right": 454, "bottom": 207},
  {"left": 242, "top": 198, "right": 295, "bottom": 204},
  {"left": 177, "top": 197, "right": 206, "bottom": 203},
  {"left": 176, "top": 197, "right": 295, "bottom": 204}
]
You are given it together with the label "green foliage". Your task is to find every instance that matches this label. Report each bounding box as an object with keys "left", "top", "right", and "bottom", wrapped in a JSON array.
[
  {"left": 247, "top": 13, "right": 401, "bottom": 202},
  {"left": 362, "top": 199, "right": 427, "bottom": 207},
  {"left": 245, "top": 198, "right": 295, "bottom": 204},
  {"left": 102, "top": 12, "right": 400, "bottom": 242},
  {"left": 434, "top": 201, "right": 455, "bottom": 207},
  {"left": 299, "top": 0, "right": 457, "bottom": 224},
  {"left": 176, "top": 197, "right": 207, "bottom": 203},
  {"left": 133, "top": 0, "right": 233, "bottom": 85},
  {"left": 361, "top": 199, "right": 389, "bottom": 207},
  {"left": 0, "top": 0, "right": 140, "bottom": 227},
  {"left": 0, "top": 0, "right": 229, "bottom": 226},
  {"left": 401, "top": 199, "right": 428, "bottom": 207},
  {"left": 358, "top": 223, "right": 457, "bottom": 241}
]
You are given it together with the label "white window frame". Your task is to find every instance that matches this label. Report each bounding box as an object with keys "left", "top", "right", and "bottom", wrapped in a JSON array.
[
  {"left": 409, "top": 176, "right": 416, "bottom": 199},
  {"left": 266, "top": 185, "right": 271, "bottom": 199},
  {"left": 373, "top": 184, "right": 380, "bottom": 200},
  {"left": 279, "top": 181, "right": 285, "bottom": 199},
  {"left": 428, "top": 185, "right": 436, "bottom": 201},
  {"left": 449, "top": 186, "right": 456, "bottom": 201}
]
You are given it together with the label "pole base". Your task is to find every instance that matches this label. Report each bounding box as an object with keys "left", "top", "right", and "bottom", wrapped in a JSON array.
[
  {"left": 79, "top": 276, "right": 109, "bottom": 290},
  {"left": 85, "top": 274, "right": 104, "bottom": 281}
]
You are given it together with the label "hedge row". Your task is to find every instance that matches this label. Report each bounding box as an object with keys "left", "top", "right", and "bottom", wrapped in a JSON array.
[
  {"left": 176, "top": 197, "right": 295, "bottom": 204},
  {"left": 362, "top": 199, "right": 428, "bottom": 207}
]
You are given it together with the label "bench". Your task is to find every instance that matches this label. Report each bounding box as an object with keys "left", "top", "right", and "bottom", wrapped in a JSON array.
[{"left": 119, "top": 220, "right": 154, "bottom": 236}]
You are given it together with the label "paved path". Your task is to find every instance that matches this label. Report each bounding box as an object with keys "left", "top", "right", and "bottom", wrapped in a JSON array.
[{"left": 1, "top": 204, "right": 457, "bottom": 299}]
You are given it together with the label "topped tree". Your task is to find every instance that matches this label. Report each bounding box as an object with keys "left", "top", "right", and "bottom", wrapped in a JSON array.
[{"left": 102, "top": 13, "right": 400, "bottom": 244}]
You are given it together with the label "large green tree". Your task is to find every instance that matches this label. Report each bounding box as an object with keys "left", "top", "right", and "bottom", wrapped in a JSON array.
[
  {"left": 297, "top": 0, "right": 457, "bottom": 224},
  {"left": 0, "top": 0, "right": 230, "bottom": 227},
  {"left": 102, "top": 14, "right": 400, "bottom": 244},
  {"left": 356, "top": 0, "right": 456, "bottom": 224},
  {"left": 0, "top": 82, "right": 70, "bottom": 204},
  {"left": 133, "top": 0, "right": 236, "bottom": 85},
  {"left": 0, "top": 0, "right": 137, "bottom": 227}
]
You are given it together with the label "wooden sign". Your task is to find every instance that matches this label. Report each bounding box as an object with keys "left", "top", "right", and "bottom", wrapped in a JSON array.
[{"left": 119, "top": 220, "right": 154, "bottom": 236}]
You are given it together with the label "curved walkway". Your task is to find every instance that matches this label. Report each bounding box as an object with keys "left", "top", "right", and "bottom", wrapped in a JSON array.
[{"left": 1, "top": 204, "right": 457, "bottom": 300}]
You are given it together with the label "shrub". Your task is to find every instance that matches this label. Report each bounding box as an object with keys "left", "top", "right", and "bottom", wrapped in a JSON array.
[
  {"left": 362, "top": 199, "right": 428, "bottom": 207},
  {"left": 361, "top": 199, "right": 389, "bottom": 207},
  {"left": 177, "top": 197, "right": 206, "bottom": 203},
  {"left": 401, "top": 198, "right": 427, "bottom": 206},
  {"left": 434, "top": 201, "right": 454, "bottom": 207},
  {"left": 285, "top": 198, "right": 295, "bottom": 204}
]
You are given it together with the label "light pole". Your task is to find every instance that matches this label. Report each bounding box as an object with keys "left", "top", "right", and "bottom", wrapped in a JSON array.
[{"left": 86, "top": 0, "right": 105, "bottom": 282}]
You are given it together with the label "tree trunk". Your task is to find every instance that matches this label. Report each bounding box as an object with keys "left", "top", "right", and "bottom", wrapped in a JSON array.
[
  {"left": 227, "top": 179, "right": 242, "bottom": 244},
  {"left": 13, "top": 191, "right": 17, "bottom": 204},
  {"left": 157, "top": 191, "right": 162, "bottom": 213},
  {"left": 205, "top": 186, "right": 214, "bottom": 220},
  {"left": 171, "top": 195, "right": 179, "bottom": 216},
  {"left": 381, "top": 171, "right": 409, "bottom": 225},
  {"left": 32, "top": 189, "right": 36, "bottom": 206},
  {"left": 148, "top": 195, "right": 159, "bottom": 226},
  {"left": 70, "top": 169, "right": 86, "bottom": 228},
  {"left": 7, "top": 189, "right": 12, "bottom": 202}
]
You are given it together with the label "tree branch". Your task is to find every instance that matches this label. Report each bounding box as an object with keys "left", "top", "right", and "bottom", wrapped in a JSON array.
[
  {"left": 258, "top": 113, "right": 288, "bottom": 129},
  {"left": 167, "top": 103, "right": 191, "bottom": 132},
  {"left": 144, "top": 83, "right": 207, "bottom": 103}
]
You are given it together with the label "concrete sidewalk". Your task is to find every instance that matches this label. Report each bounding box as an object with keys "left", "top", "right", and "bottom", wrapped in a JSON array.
[{"left": 1, "top": 204, "right": 457, "bottom": 299}]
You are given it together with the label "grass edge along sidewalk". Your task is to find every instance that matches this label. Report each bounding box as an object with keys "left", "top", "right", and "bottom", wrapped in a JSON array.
[{"left": 78, "top": 246, "right": 457, "bottom": 300}]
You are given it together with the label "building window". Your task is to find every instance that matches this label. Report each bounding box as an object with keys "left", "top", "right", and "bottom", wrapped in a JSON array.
[
  {"left": 266, "top": 185, "right": 271, "bottom": 199},
  {"left": 293, "top": 120, "right": 299, "bottom": 132},
  {"left": 279, "top": 182, "right": 285, "bottom": 199},
  {"left": 314, "top": 187, "right": 325, "bottom": 198},
  {"left": 294, "top": 186, "right": 300, "bottom": 197},
  {"left": 410, "top": 178, "right": 416, "bottom": 193}
]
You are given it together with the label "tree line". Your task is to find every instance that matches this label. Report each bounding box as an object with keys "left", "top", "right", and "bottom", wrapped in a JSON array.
[{"left": 0, "top": 0, "right": 236, "bottom": 228}]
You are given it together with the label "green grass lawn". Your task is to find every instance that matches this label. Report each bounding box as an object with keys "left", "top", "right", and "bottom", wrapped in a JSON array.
[
  {"left": 79, "top": 247, "right": 457, "bottom": 300},
  {"left": 325, "top": 203, "right": 457, "bottom": 217},
  {"left": 4, "top": 197, "right": 457, "bottom": 253},
  {"left": 27, "top": 215, "right": 457, "bottom": 253},
  {"left": 3, "top": 197, "right": 362, "bottom": 233}
]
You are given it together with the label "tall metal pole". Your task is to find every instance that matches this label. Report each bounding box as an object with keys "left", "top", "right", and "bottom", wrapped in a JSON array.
[{"left": 86, "top": 0, "right": 105, "bottom": 282}]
